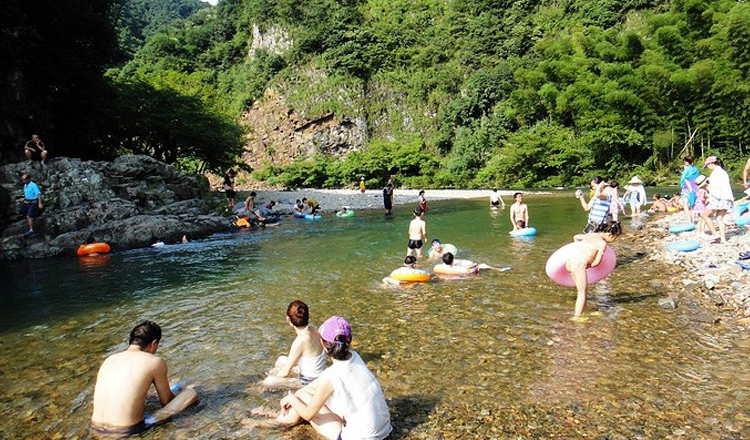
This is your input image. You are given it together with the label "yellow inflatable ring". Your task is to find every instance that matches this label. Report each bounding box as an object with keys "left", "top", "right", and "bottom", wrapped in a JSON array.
[{"left": 390, "top": 267, "right": 431, "bottom": 283}]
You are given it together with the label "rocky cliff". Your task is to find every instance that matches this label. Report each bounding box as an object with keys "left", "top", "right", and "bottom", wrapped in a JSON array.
[{"left": 0, "top": 155, "right": 229, "bottom": 259}]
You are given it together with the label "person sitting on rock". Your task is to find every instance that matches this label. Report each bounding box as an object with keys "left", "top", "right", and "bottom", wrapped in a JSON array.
[
  {"left": 18, "top": 173, "right": 43, "bottom": 237},
  {"left": 254, "top": 201, "right": 279, "bottom": 224},
  {"left": 244, "top": 191, "right": 257, "bottom": 215},
  {"left": 24, "top": 134, "right": 48, "bottom": 166},
  {"left": 90, "top": 321, "right": 198, "bottom": 436}
]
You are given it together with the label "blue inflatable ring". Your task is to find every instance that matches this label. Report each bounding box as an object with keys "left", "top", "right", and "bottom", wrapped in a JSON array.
[
  {"left": 669, "top": 223, "right": 696, "bottom": 233},
  {"left": 737, "top": 213, "right": 750, "bottom": 227},
  {"left": 667, "top": 241, "right": 700, "bottom": 252},
  {"left": 304, "top": 214, "right": 322, "bottom": 220},
  {"left": 734, "top": 202, "right": 750, "bottom": 222},
  {"left": 509, "top": 227, "right": 537, "bottom": 237},
  {"left": 294, "top": 212, "right": 306, "bottom": 218}
]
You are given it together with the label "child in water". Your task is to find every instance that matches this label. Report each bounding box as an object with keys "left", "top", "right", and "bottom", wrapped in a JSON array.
[
  {"left": 382, "top": 256, "right": 420, "bottom": 286},
  {"left": 244, "top": 316, "right": 393, "bottom": 440},
  {"left": 262, "top": 301, "right": 327, "bottom": 389},
  {"left": 566, "top": 221, "right": 622, "bottom": 319}
]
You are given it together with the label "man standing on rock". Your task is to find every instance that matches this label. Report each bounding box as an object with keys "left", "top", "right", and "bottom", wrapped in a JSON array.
[
  {"left": 18, "top": 173, "right": 42, "bottom": 237},
  {"left": 24, "top": 134, "right": 48, "bottom": 166}
]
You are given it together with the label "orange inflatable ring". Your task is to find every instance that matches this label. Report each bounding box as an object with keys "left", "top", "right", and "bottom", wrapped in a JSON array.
[{"left": 77, "top": 243, "right": 111, "bottom": 256}]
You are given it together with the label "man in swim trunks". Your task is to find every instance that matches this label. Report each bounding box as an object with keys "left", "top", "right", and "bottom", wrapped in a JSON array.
[
  {"left": 383, "top": 182, "right": 394, "bottom": 215},
  {"left": 91, "top": 321, "right": 198, "bottom": 436},
  {"left": 510, "top": 193, "right": 529, "bottom": 231},
  {"left": 490, "top": 189, "right": 505, "bottom": 209},
  {"left": 407, "top": 207, "right": 427, "bottom": 258}
]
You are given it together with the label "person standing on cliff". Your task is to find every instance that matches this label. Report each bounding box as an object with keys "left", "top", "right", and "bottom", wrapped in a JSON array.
[
  {"left": 24, "top": 134, "right": 48, "bottom": 166},
  {"left": 383, "top": 179, "right": 394, "bottom": 216},
  {"left": 223, "top": 169, "right": 236, "bottom": 208},
  {"left": 19, "top": 173, "right": 42, "bottom": 237}
]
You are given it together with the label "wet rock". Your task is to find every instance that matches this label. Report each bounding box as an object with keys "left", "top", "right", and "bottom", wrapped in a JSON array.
[
  {"left": 658, "top": 297, "right": 677, "bottom": 309},
  {"left": 691, "top": 314, "right": 721, "bottom": 324},
  {"left": 704, "top": 275, "right": 720, "bottom": 290}
]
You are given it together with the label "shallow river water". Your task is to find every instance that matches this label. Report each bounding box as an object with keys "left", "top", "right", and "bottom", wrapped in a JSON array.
[{"left": 2, "top": 195, "right": 750, "bottom": 439}]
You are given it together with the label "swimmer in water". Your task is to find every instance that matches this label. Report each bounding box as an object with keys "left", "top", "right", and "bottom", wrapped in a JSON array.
[
  {"left": 262, "top": 301, "right": 327, "bottom": 389},
  {"left": 566, "top": 221, "right": 622, "bottom": 319},
  {"left": 510, "top": 193, "right": 529, "bottom": 231},
  {"left": 90, "top": 321, "right": 198, "bottom": 437},
  {"left": 428, "top": 239, "right": 457, "bottom": 259},
  {"left": 407, "top": 207, "right": 427, "bottom": 258},
  {"left": 382, "top": 255, "right": 419, "bottom": 285},
  {"left": 490, "top": 189, "right": 505, "bottom": 209},
  {"left": 648, "top": 194, "right": 669, "bottom": 213},
  {"left": 439, "top": 252, "right": 507, "bottom": 273}
]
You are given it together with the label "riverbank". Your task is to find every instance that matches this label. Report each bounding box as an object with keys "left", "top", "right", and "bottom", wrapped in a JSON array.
[
  {"left": 632, "top": 212, "right": 750, "bottom": 319},
  {"left": 236, "top": 188, "right": 545, "bottom": 214}
]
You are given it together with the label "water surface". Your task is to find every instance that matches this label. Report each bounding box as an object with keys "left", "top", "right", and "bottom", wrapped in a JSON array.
[{"left": 2, "top": 194, "right": 749, "bottom": 439}]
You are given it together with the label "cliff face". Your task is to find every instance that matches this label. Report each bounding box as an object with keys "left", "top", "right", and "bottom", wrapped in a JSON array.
[{"left": 0, "top": 155, "right": 228, "bottom": 259}]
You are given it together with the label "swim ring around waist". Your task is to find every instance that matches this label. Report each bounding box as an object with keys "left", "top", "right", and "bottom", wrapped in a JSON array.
[
  {"left": 389, "top": 267, "right": 431, "bottom": 283},
  {"left": 294, "top": 212, "right": 306, "bottom": 218},
  {"left": 669, "top": 223, "right": 696, "bottom": 233},
  {"left": 434, "top": 261, "right": 479, "bottom": 276},
  {"left": 336, "top": 210, "right": 355, "bottom": 218},
  {"left": 667, "top": 241, "right": 700, "bottom": 252},
  {"left": 77, "top": 243, "right": 111, "bottom": 256},
  {"left": 509, "top": 227, "right": 537, "bottom": 237},
  {"left": 304, "top": 214, "right": 322, "bottom": 220},
  {"left": 545, "top": 243, "right": 616, "bottom": 287}
]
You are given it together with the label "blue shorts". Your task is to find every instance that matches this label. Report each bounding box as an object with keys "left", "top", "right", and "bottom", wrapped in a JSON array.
[{"left": 18, "top": 201, "right": 39, "bottom": 218}]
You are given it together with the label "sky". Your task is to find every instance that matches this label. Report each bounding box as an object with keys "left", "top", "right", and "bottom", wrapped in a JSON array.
[{"left": 200, "top": 0, "right": 219, "bottom": 5}]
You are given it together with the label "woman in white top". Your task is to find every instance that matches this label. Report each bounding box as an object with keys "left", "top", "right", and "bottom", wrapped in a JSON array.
[
  {"left": 246, "top": 316, "right": 392, "bottom": 440},
  {"left": 624, "top": 176, "right": 647, "bottom": 215},
  {"left": 263, "top": 301, "right": 327, "bottom": 389},
  {"left": 701, "top": 156, "right": 734, "bottom": 243}
]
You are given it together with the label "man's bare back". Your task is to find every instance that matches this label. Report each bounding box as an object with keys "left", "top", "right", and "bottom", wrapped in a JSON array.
[{"left": 408, "top": 218, "right": 426, "bottom": 240}]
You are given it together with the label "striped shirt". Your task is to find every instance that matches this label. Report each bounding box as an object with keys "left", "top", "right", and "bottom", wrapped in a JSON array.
[{"left": 588, "top": 195, "right": 611, "bottom": 225}]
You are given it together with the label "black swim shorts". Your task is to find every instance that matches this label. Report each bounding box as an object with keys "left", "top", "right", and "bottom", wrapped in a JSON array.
[
  {"left": 407, "top": 239, "right": 423, "bottom": 249},
  {"left": 226, "top": 190, "right": 236, "bottom": 199}
]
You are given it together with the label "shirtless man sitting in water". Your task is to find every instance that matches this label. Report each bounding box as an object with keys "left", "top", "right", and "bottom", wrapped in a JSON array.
[
  {"left": 90, "top": 321, "right": 198, "bottom": 436},
  {"left": 407, "top": 207, "right": 427, "bottom": 258},
  {"left": 648, "top": 194, "right": 669, "bottom": 213}
]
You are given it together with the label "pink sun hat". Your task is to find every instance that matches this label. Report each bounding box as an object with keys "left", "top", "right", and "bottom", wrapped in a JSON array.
[{"left": 319, "top": 316, "right": 352, "bottom": 344}]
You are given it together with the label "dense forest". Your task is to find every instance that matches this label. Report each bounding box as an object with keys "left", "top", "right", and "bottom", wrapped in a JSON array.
[{"left": 3, "top": 0, "right": 750, "bottom": 187}]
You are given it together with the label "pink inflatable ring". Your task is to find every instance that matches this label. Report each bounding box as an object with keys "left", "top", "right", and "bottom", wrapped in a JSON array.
[{"left": 545, "top": 243, "right": 617, "bottom": 287}]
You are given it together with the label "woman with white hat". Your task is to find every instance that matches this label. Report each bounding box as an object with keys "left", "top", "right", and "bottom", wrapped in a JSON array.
[
  {"left": 701, "top": 156, "right": 734, "bottom": 243},
  {"left": 624, "top": 176, "right": 647, "bottom": 216}
]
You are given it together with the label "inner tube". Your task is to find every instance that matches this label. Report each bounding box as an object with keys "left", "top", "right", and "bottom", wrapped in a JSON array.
[
  {"left": 428, "top": 244, "right": 458, "bottom": 258},
  {"left": 667, "top": 241, "right": 700, "bottom": 252},
  {"left": 336, "top": 210, "right": 355, "bottom": 218},
  {"left": 545, "top": 243, "right": 616, "bottom": 287},
  {"left": 304, "top": 214, "right": 322, "bottom": 220},
  {"left": 669, "top": 223, "right": 696, "bottom": 233},
  {"left": 77, "top": 243, "right": 110, "bottom": 256},
  {"left": 434, "top": 260, "right": 479, "bottom": 276},
  {"left": 509, "top": 227, "right": 537, "bottom": 237},
  {"left": 294, "top": 212, "right": 306, "bottom": 218},
  {"left": 733, "top": 202, "right": 750, "bottom": 222},
  {"left": 667, "top": 207, "right": 678, "bottom": 213},
  {"left": 736, "top": 212, "right": 750, "bottom": 227},
  {"left": 234, "top": 217, "right": 251, "bottom": 228},
  {"left": 389, "top": 267, "right": 430, "bottom": 283}
]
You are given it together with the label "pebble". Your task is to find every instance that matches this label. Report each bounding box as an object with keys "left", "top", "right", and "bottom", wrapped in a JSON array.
[{"left": 658, "top": 297, "right": 677, "bottom": 309}]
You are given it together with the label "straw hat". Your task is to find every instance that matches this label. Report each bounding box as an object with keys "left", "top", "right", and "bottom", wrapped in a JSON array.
[
  {"left": 628, "top": 176, "right": 643, "bottom": 185},
  {"left": 695, "top": 174, "right": 708, "bottom": 187}
]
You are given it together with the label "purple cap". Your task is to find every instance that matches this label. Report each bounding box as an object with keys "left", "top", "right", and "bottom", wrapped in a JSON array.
[
  {"left": 319, "top": 316, "right": 351, "bottom": 344},
  {"left": 703, "top": 156, "right": 718, "bottom": 167}
]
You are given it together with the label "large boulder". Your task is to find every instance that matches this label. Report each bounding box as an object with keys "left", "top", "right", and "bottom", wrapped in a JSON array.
[{"left": 0, "top": 155, "right": 229, "bottom": 259}]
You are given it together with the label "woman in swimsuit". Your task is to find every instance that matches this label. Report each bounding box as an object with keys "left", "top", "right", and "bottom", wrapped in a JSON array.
[
  {"left": 566, "top": 222, "right": 622, "bottom": 319},
  {"left": 263, "top": 301, "right": 327, "bottom": 389}
]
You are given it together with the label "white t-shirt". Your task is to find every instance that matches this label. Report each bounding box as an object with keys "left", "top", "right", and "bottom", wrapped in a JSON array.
[
  {"left": 323, "top": 351, "right": 392, "bottom": 440},
  {"left": 708, "top": 166, "right": 734, "bottom": 201}
]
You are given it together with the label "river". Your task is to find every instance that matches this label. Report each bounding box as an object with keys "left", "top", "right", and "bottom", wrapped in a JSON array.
[{"left": 1, "top": 194, "right": 749, "bottom": 439}]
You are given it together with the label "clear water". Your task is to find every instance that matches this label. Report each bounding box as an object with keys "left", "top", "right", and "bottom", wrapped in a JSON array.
[{"left": 2, "top": 194, "right": 749, "bottom": 439}]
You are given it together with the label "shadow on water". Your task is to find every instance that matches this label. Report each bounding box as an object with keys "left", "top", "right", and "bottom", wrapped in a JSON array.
[{"left": 387, "top": 395, "right": 439, "bottom": 439}]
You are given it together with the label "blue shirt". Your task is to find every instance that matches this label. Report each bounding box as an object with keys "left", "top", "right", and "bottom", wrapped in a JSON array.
[
  {"left": 24, "top": 181, "right": 41, "bottom": 200},
  {"left": 588, "top": 195, "right": 611, "bottom": 225}
]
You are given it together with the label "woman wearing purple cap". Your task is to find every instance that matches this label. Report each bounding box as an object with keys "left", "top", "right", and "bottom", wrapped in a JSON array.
[
  {"left": 245, "top": 316, "right": 392, "bottom": 440},
  {"left": 701, "top": 156, "right": 734, "bottom": 244}
]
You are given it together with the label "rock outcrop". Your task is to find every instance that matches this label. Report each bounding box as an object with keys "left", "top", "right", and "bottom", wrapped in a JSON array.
[{"left": 0, "top": 155, "right": 229, "bottom": 259}]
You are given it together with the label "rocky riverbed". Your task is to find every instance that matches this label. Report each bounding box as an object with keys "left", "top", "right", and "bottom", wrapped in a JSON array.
[
  {"left": 0, "top": 156, "right": 229, "bottom": 259},
  {"left": 630, "top": 211, "right": 750, "bottom": 320}
]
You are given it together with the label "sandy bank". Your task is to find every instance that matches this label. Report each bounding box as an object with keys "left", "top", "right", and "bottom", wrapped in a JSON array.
[
  {"left": 239, "top": 188, "right": 549, "bottom": 214},
  {"left": 633, "top": 211, "right": 750, "bottom": 319}
]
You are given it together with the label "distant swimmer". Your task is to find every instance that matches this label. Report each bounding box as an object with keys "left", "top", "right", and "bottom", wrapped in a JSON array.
[
  {"left": 510, "top": 192, "right": 529, "bottom": 231},
  {"left": 407, "top": 207, "right": 427, "bottom": 258},
  {"left": 90, "top": 321, "right": 198, "bottom": 436},
  {"left": 566, "top": 222, "right": 622, "bottom": 319},
  {"left": 428, "top": 239, "right": 457, "bottom": 259},
  {"left": 382, "top": 255, "right": 428, "bottom": 285},
  {"left": 490, "top": 189, "right": 505, "bottom": 209},
  {"left": 262, "top": 301, "right": 327, "bottom": 389}
]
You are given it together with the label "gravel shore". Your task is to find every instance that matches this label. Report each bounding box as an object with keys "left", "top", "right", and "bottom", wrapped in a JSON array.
[
  {"left": 237, "top": 188, "right": 546, "bottom": 214},
  {"left": 631, "top": 210, "right": 750, "bottom": 319}
]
